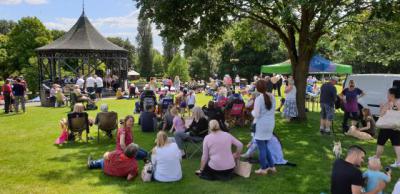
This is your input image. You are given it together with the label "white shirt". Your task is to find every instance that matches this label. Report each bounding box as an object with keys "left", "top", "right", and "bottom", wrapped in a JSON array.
[
  {"left": 235, "top": 76, "right": 240, "bottom": 83},
  {"left": 86, "top": 77, "right": 96, "bottom": 88},
  {"left": 251, "top": 93, "right": 276, "bottom": 140},
  {"left": 76, "top": 78, "right": 85, "bottom": 89},
  {"left": 152, "top": 143, "right": 182, "bottom": 182},
  {"left": 95, "top": 77, "right": 103, "bottom": 88},
  {"left": 393, "top": 180, "right": 400, "bottom": 194},
  {"left": 187, "top": 94, "right": 196, "bottom": 105}
]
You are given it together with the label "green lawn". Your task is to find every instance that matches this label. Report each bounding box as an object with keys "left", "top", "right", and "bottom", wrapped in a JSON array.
[{"left": 0, "top": 94, "right": 398, "bottom": 194}]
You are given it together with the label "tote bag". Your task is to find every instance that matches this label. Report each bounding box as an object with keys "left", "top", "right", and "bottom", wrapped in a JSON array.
[
  {"left": 141, "top": 162, "right": 153, "bottom": 182},
  {"left": 376, "top": 110, "right": 400, "bottom": 130},
  {"left": 234, "top": 159, "right": 252, "bottom": 178}
]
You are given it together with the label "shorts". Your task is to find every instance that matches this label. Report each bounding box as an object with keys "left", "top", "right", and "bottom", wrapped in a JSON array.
[
  {"left": 95, "top": 87, "right": 103, "bottom": 94},
  {"left": 377, "top": 129, "right": 400, "bottom": 146},
  {"left": 87, "top": 87, "right": 95, "bottom": 93},
  {"left": 188, "top": 104, "right": 195, "bottom": 110},
  {"left": 320, "top": 103, "right": 334, "bottom": 121}
]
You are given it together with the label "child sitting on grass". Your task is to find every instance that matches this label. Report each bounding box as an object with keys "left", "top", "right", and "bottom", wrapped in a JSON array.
[
  {"left": 169, "top": 107, "right": 186, "bottom": 134},
  {"left": 363, "top": 157, "right": 391, "bottom": 194}
]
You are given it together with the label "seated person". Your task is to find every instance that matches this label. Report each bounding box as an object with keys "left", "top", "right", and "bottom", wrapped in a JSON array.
[
  {"left": 162, "top": 105, "right": 174, "bottom": 131},
  {"left": 55, "top": 87, "right": 66, "bottom": 107},
  {"left": 64, "top": 103, "right": 94, "bottom": 141},
  {"left": 128, "top": 83, "right": 139, "bottom": 99},
  {"left": 116, "top": 88, "right": 126, "bottom": 100},
  {"left": 73, "top": 85, "right": 93, "bottom": 104},
  {"left": 87, "top": 143, "right": 139, "bottom": 181},
  {"left": 196, "top": 120, "right": 243, "bottom": 181},
  {"left": 94, "top": 104, "right": 114, "bottom": 138},
  {"left": 202, "top": 101, "right": 227, "bottom": 131},
  {"left": 151, "top": 131, "right": 182, "bottom": 182},
  {"left": 139, "top": 105, "right": 157, "bottom": 132},
  {"left": 174, "top": 107, "right": 208, "bottom": 156},
  {"left": 363, "top": 157, "right": 391, "bottom": 194}
]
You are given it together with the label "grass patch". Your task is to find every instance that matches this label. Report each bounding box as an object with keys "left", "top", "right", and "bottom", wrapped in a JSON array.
[{"left": 0, "top": 94, "right": 398, "bottom": 194}]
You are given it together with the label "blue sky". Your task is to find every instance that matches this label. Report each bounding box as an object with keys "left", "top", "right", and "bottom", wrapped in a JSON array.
[{"left": 0, "top": 0, "right": 163, "bottom": 51}]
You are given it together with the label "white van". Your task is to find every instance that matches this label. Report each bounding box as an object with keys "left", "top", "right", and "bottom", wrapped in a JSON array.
[{"left": 343, "top": 74, "right": 400, "bottom": 117}]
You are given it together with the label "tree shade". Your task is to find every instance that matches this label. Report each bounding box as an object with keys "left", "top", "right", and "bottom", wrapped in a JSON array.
[{"left": 261, "top": 55, "right": 352, "bottom": 74}]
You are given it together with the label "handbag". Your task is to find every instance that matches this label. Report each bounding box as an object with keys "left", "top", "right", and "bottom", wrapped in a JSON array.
[
  {"left": 376, "top": 110, "right": 400, "bottom": 130},
  {"left": 141, "top": 162, "right": 153, "bottom": 182},
  {"left": 234, "top": 159, "right": 252, "bottom": 178}
]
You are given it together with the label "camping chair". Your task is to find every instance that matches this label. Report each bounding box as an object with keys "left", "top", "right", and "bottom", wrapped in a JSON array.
[
  {"left": 96, "top": 111, "right": 118, "bottom": 143},
  {"left": 67, "top": 112, "right": 90, "bottom": 142},
  {"left": 184, "top": 136, "right": 204, "bottom": 159},
  {"left": 227, "top": 103, "right": 245, "bottom": 127}
]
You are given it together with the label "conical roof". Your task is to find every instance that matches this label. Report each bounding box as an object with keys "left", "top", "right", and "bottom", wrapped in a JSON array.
[{"left": 37, "top": 11, "right": 127, "bottom": 52}]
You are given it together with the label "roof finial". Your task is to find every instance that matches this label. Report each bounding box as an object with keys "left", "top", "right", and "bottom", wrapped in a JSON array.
[{"left": 82, "top": 0, "right": 85, "bottom": 14}]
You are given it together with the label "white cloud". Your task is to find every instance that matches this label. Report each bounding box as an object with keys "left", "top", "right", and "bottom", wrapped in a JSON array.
[
  {"left": 0, "top": 0, "right": 47, "bottom": 4},
  {"left": 24, "top": 0, "right": 47, "bottom": 4},
  {"left": 0, "top": 0, "right": 22, "bottom": 5}
]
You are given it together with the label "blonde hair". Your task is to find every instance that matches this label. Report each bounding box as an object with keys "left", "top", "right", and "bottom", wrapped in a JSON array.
[
  {"left": 368, "top": 157, "right": 381, "bottom": 171},
  {"left": 155, "top": 131, "right": 169, "bottom": 148},
  {"left": 209, "top": 120, "right": 221, "bottom": 132},
  {"left": 171, "top": 107, "right": 179, "bottom": 116},
  {"left": 73, "top": 103, "right": 85, "bottom": 113},
  {"left": 192, "top": 106, "right": 205, "bottom": 122}
]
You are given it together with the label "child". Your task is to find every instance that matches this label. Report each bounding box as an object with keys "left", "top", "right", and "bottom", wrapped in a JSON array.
[
  {"left": 363, "top": 158, "right": 391, "bottom": 194},
  {"left": 55, "top": 118, "right": 68, "bottom": 144},
  {"left": 169, "top": 107, "right": 186, "bottom": 134},
  {"left": 187, "top": 90, "right": 196, "bottom": 117},
  {"left": 116, "top": 88, "right": 124, "bottom": 100}
]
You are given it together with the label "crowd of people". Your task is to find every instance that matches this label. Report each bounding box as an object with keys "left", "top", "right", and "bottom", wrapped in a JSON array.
[{"left": 1, "top": 76, "right": 28, "bottom": 114}]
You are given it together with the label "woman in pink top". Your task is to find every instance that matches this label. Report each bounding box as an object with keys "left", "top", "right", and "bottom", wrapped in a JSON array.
[
  {"left": 197, "top": 120, "right": 243, "bottom": 181},
  {"left": 116, "top": 115, "right": 148, "bottom": 160},
  {"left": 170, "top": 107, "right": 186, "bottom": 134}
]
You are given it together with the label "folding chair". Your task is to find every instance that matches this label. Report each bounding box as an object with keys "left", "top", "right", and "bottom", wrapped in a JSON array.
[
  {"left": 96, "top": 111, "right": 118, "bottom": 143},
  {"left": 228, "top": 103, "right": 245, "bottom": 127},
  {"left": 184, "top": 137, "right": 204, "bottom": 159},
  {"left": 67, "top": 112, "right": 90, "bottom": 142}
]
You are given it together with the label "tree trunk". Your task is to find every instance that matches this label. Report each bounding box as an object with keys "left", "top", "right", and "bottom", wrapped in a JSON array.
[{"left": 293, "top": 59, "right": 309, "bottom": 121}]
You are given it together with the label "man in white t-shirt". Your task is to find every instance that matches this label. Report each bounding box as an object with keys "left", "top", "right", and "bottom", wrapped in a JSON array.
[
  {"left": 86, "top": 74, "right": 96, "bottom": 93},
  {"left": 76, "top": 76, "right": 85, "bottom": 90},
  {"left": 94, "top": 75, "right": 104, "bottom": 99}
]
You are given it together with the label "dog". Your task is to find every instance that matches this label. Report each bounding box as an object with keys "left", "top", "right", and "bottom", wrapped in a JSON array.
[
  {"left": 345, "top": 126, "right": 374, "bottom": 140},
  {"left": 333, "top": 141, "right": 342, "bottom": 159}
]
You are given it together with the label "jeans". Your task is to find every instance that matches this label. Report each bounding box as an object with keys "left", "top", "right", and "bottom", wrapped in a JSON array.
[
  {"left": 4, "top": 93, "right": 11, "bottom": 113},
  {"left": 14, "top": 95, "right": 25, "bottom": 112},
  {"left": 90, "top": 159, "right": 104, "bottom": 169},
  {"left": 256, "top": 139, "right": 275, "bottom": 169}
]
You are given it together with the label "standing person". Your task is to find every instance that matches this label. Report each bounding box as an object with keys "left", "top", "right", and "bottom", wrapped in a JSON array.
[
  {"left": 235, "top": 74, "right": 240, "bottom": 88},
  {"left": 196, "top": 120, "right": 243, "bottom": 181},
  {"left": 373, "top": 88, "right": 400, "bottom": 168},
  {"left": 187, "top": 90, "right": 196, "bottom": 117},
  {"left": 94, "top": 75, "right": 103, "bottom": 99},
  {"left": 151, "top": 131, "right": 182, "bottom": 182},
  {"left": 12, "top": 78, "right": 26, "bottom": 113},
  {"left": 319, "top": 77, "right": 338, "bottom": 135},
  {"left": 86, "top": 74, "right": 96, "bottom": 94},
  {"left": 223, "top": 75, "right": 232, "bottom": 90},
  {"left": 76, "top": 76, "right": 85, "bottom": 91},
  {"left": 252, "top": 79, "right": 277, "bottom": 175},
  {"left": 283, "top": 78, "right": 298, "bottom": 121},
  {"left": 174, "top": 76, "right": 181, "bottom": 92},
  {"left": 340, "top": 80, "right": 365, "bottom": 132},
  {"left": 87, "top": 143, "right": 139, "bottom": 181},
  {"left": 276, "top": 74, "right": 283, "bottom": 97},
  {"left": 271, "top": 74, "right": 279, "bottom": 96},
  {"left": 116, "top": 115, "right": 148, "bottom": 160},
  {"left": 2, "top": 80, "right": 13, "bottom": 114},
  {"left": 264, "top": 76, "right": 274, "bottom": 93},
  {"left": 331, "top": 145, "right": 385, "bottom": 194}
]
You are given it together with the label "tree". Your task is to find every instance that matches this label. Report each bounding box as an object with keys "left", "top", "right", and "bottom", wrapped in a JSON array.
[
  {"left": 107, "top": 37, "right": 136, "bottom": 69},
  {"left": 136, "top": 0, "right": 387, "bottom": 120},
  {"left": 7, "top": 17, "right": 52, "bottom": 94},
  {"left": 188, "top": 47, "right": 213, "bottom": 80},
  {"left": 0, "top": 34, "right": 11, "bottom": 78},
  {"left": 50, "top": 29, "right": 65, "bottom": 40},
  {"left": 167, "top": 54, "right": 190, "bottom": 82},
  {"left": 136, "top": 17, "right": 153, "bottom": 78},
  {"left": 0, "top": 20, "right": 16, "bottom": 35},
  {"left": 162, "top": 37, "right": 180, "bottom": 72},
  {"left": 152, "top": 49, "right": 164, "bottom": 76}
]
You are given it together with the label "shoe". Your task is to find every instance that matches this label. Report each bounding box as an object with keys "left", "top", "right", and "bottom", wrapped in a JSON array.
[
  {"left": 390, "top": 161, "right": 400, "bottom": 168},
  {"left": 87, "top": 155, "right": 92, "bottom": 169},
  {"left": 254, "top": 169, "right": 268, "bottom": 175}
]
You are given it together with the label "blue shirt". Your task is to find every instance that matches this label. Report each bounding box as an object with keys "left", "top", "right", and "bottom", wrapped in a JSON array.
[
  {"left": 320, "top": 83, "right": 337, "bottom": 106},
  {"left": 363, "top": 170, "right": 390, "bottom": 194}
]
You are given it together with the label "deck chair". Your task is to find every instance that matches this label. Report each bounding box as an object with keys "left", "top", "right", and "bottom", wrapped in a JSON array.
[
  {"left": 96, "top": 111, "right": 118, "bottom": 143},
  {"left": 67, "top": 112, "right": 90, "bottom": 142},
  {"left": 184, "top": 136, "right": 204, "bottom": 159},
  {"left": 228, "top": 103, "right": 245, "bottom": 127}
]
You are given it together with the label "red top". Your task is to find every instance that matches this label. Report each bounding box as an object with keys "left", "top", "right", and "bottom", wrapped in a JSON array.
[
  {"left": 2, "top": 84, "right": 12, "bottom": 93},
  {"left": 116, "top": 127, "right": 133, "bottom": 152},
  {"left": 103, "top": 150, "right": 138, "bottom": 178}
]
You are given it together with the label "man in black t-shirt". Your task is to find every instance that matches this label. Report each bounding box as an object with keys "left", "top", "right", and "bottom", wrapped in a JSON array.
[{"left": 331, "top": 145, "right": 385, "bottom": 194}]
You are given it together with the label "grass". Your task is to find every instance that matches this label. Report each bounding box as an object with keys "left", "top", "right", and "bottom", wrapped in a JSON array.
[{"left": 0, "top": 93, "right": 399, "bottom": 194}]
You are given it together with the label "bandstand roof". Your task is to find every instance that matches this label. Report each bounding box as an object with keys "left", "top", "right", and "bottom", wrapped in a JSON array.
[{"left": 36, "top": 11, "right": 127, "bottom": 53}]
